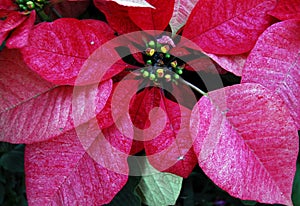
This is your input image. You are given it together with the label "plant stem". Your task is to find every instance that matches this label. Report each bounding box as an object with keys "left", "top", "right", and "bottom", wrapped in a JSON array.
[
  {"left": 37, "top": 10, "right": 51, "bottom": 22},
  {"left": 179, "top": 78, "right": 208, "bottom": 96}
]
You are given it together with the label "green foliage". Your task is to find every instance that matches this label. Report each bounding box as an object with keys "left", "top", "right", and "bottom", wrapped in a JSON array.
[
  {"left": 292, "top": 163, "right": 300, "bottom": 205},
  {"left": 105, "top": 176, "right": 142, "bottom": 206},
  {"left": 0, "top": 143, "right": 27, "bottom": 206},
  {"left": 136, "top": 170, "right": 183, "bottom": 206}
]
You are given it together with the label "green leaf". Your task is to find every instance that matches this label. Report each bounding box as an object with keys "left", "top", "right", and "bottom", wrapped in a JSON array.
[
  {"left": 105, "top": 176, "right": 141, "bottom": 206},
  {"left": 136, "top": 160, "right": 183, "bottom": 206},
  {"left": 292, "top": 163, "right": 300, "bottom": 206},
  {"left": 0, "top": 182, "right": 5, "bottom": 205},
  {"left": 0, "top": 150, "right": 24, "bottom": 173},
  {"left": 0, "top": 143, "right": 15, "bottom": 153},
  {"left": 241, "top": 200, "right": 257, "bottom": 205}
]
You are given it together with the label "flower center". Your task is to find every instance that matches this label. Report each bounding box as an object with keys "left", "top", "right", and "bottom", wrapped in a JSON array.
[
  {"left": 140, "top": 40, "right": 185, "bottom": 85},
  {"left": 16, "top": 0, "right": 48, "bottom": 12}
]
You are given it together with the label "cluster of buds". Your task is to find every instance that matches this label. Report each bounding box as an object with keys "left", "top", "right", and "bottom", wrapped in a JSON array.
[
  {"left": 140, "top": 40, "right": 186, "bottom": 85},
  {"left": 16, "top": 0, "right": 47, "bottom": 12},
  {"left": 140, "top": 67, "right": 181, "bottom": 84}
]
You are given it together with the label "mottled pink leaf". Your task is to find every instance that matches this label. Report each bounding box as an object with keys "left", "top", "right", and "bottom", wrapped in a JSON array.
[
  {"left": 25, "top": 123, "right": 131, "bottom": 206},
  {"left": 130, "top": 87, "right": 197, "bottom": 178},
  {"left": 127, "top": 0, "right": 175, "bottom": 30},
  {"left": 206, "top": 52, "right": 248, "bottom": 76},
  {"left": 182, "top": 0, "right": 276, "bottom": 54},
  {"left": 268, "top": 0, "right": 300, "bottom": 20},
  {"left": 6, "top": 11, "right": 36, "bottom": 48},
  {"left": 93, "top": 0, "right": 141, "bottom": 34},
  {"left": 169, "top": 0, "right": 198, "bottom": 35},
  {"left": 0, "top": 0, "right": 16, "bottom": 9},
  {"left": 191, "top": 83, "right": 298, "bottom": 205},
  {"left": 0, "top": 49, "right": 112, "bottom": 143},
  {"left": 242, "top": 20, "right": 300, "bottom": 129},
  {"left": 0, "top": 11, "right": 26, "bottom": 32},
  {"left": 0, "top": 48, "right": 53, "bottom": 112},
  {"left": 21, "top": 18, "right": 124, "bottom": 85}
]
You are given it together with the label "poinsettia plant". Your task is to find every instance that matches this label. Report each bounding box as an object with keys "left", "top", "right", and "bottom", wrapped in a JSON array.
[{"left": 0, "top": 0, "right": 299, "bottom": 205}]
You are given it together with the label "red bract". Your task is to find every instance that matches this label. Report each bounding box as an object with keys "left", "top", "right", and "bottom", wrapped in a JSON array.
[
  {"left": 25, "top": 124, "right": 131, "bottom": 205},
  {"left": 0, "top": 0, "right": 36, "bottom": 48},
  {"left": 242, "top": 19, "right": 300, "bottom": 129},
  {"left": 3, "top": 0, "right": 300, "bottom": 205},
  {"left": 94, "top": 0, "right": 174, "bottom": 33},
  {"left": 181, "top": 0, "right": 277, "bottom": 54},
  {"left": 47, "top": 0, "right": 91, "bottom": 19},
  {"left": 128, "top": 86, "right": 198, "bottom": 177},
  {"left": 21, "top": 18, "right": 127, "bottom": 85},
  {"left": 268, "top": 0, "right": 300, "bottom": 20},
  {"left": 0, "top": 48, "right": 112, "bottom": 144},
  {"left": 190, "top": 83, "right": 298, "bottom": 205}
]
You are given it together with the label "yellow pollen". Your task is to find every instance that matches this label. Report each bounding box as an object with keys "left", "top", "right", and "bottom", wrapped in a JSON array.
[
  {"left": 160, "top": 45, "right": 169, "bottom": 53},
  {"left": 156, "top": 69, "right": 164, "bottom": 78},
  {"left": 165, "top": 74, "right": 171, "bottom": 82},
  {"left": 171, "top": 61, "right": 177, "bottom": 68},
  {"left": 146, "top": 48, "right": 155, "bottom": 56}
]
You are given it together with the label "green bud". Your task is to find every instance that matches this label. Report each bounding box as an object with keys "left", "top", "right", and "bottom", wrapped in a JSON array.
[
  {"left": 146, "top": 60, "right": 152, "bottom": 65},
  {"left": 149, "top": 73, "right": 156, "bottom": 81},
  {"left": 177, "top": 69, "right": 183, "bottom": 75},
  {"left": 26, "top": 1, "right": 35, "bottom": 10},
  {"left": 16, "top": 0, "right": 25, "bottom": 4},
  {"left": 148, "top": 40, "right": 155, "bottom": 48},
  {"left": 164, "top": 74, "right": 171, "bottom": 82},
  {"left": 19, "top": 4, "right": 27, "bottom": 10},
  {"left": 165, "top": 53, "right": 171, "bottom": 58},
  {"left": 174, "top": 73, "right": 180, "bottom": 80},
  {"left": 143, "top": 71, "right": 149, "bottom": 78}
]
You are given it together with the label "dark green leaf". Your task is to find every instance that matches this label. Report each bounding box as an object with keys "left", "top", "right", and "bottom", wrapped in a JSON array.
[
  {"left": 0, "top": 150, "right": 24, "bottom": 173},
  {"left": 242, "top": 200, "right": 257, "bottom": 205},
  {"left": 292, "top": 163, "right": 300, "bottom": 206},
  {"left": 0, "top": 182, "right": 5, "bottom": 205},
  {"left": 105, "top": 176, "right": 142, "bottom": 206}
]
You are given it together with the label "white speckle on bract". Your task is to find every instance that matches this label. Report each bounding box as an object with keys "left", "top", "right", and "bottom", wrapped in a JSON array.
[
  {"left": 90, "top": 41, "right": 95, "bottom": 45},
  {"left": 177, "top": 156, "right": 184, "bottom": 161}
]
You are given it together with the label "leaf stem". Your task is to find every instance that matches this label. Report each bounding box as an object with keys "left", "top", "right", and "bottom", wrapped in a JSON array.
[
  {"left": 179, "top": 78, "right": 208, "bottom": 96},
  {"left": 37, "top": 10, "right": 51, "bottom": 22},
  {"left": 51, "top": 7, "right": 62, "bottom": 18}
]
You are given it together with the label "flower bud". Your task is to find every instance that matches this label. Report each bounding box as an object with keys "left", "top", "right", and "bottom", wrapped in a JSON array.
[
  {"left": 149, "top": 73, "right": 156, "bottom": 81},
  {"left": 164, "top": 74, "right": 171, "bottom": 82},
  {"left": 145, "top": 48, "right": 155, "bottom": 56},
  {"left": 160, "top": 45, "right": 170, "bottom": 53},
  {"left": 177, "top": 69, "right": 183, "bottom": 75},
  {"left": 170, "top": 61, "right": 177, "bottom": 68},
  {"left": 156, "top": 68, "right": 164, "bottom": 78},
  {"left": 19, "top": 4, "right": 27, "bottom": 10},
  {"left": 26, "top": 1, "right": 35, "bottom": 10},
  {"left": 148, "top": 40, "right": 155, "bottom": 48},
  {"left": 142, "top": 71, "right": 149, "bottom": 77},
  {"left": 146, "top": 60, "right": 152, "bottom": 65},
  {"left": 174, "top": 73, "right": 180, "bottom": 80}
]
